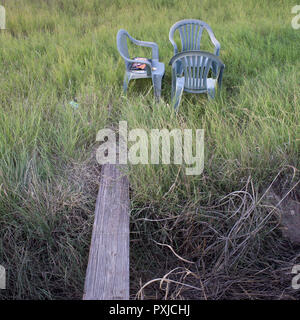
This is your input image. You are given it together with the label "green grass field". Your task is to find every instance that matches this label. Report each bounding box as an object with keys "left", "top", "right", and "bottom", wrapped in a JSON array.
[{"left": 0, "top": 0, "right": 299, "bottom": 299}]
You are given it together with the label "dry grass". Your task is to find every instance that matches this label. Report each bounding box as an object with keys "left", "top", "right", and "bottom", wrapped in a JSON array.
[{"left": 130, "top": 167, "right": 300, "bottom": 300}]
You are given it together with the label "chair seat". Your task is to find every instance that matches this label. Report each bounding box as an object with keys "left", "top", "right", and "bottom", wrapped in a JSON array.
[
  {"left": 207, "top": 78, "right": 216, "bottom": 89},
  {"left": 151, "top": 61, "right": 165, "bottom": 75},
  {"left": 129, "top": 69, "right": 149, "bottom": 79},
  {"left": 129, "top": 61, "right": 165, "bottom": 80}
]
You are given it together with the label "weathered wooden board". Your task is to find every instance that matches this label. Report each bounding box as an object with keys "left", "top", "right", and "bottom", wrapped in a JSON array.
[{"left": 83, "top": 164, "right": 130, "bottom": 300}]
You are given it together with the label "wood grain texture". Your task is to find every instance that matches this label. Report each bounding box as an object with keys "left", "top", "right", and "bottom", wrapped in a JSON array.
[{"left": 83, "top": 164, "right": 130, "bottom": 300}]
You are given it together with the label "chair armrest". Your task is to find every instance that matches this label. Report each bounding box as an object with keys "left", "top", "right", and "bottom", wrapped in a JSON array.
[
  {"left": 118, "top": 48, "right": 153, "bottom": 68},
  {"left": 169, "top": 22, "right": 180, "bottom": 56},
  {"left": 127, "top": 33, "right": 159, "bottom": 60},
  {"left": 213, "top": 39, "right": 220, "bottom": 56},
  {"left": 208, "top": 32, "right": 221, "bottom": 56},
  {"left": 169, "top": 37, "right": 178, "bottom": 56}
]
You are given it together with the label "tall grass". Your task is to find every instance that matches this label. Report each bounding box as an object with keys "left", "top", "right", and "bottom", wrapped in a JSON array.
[{"left": 0, "top": 0, "right": 299, "bottom": 299}]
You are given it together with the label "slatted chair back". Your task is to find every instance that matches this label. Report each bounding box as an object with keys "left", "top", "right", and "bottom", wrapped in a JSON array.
[
  {"left": 169, "top": 19, "right": 221, "bottom": 56},
  {"left": 169, "top": 51, "right": 224, "bottom": 93}
]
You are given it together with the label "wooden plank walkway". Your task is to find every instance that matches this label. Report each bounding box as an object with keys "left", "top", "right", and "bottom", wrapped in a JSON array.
[{"left": 83, "top": 164, "right": 130, "bottom": 300}]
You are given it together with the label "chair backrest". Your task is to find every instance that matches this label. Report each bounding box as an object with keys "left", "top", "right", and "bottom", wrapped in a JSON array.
[
  {"left": 117, "top": 29, "right": 131, "bottom": 68},
  {"left": 169, "top": 51, "right": 225, "bottom": 91},
  {"left": 169, "top": 19, "right": 217, "bottom": 53}
]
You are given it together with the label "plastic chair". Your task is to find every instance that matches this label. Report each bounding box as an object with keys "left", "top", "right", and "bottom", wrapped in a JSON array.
[
  {"left": 169, "top": 50, "right": 225, "bottom": 110},
  {"left": 117, "top": 29, "right": 165, "bottom": 101}
]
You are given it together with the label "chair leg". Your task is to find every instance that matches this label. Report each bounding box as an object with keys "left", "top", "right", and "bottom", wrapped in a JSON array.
[
  {"left": 207, "top": 88, "right": 215, "bottom": 100},
  {"left": 212, "top": 61, "right": 217, "bottom": 78},
  {"left": 123, "top": 72, "right": 131, "bottom": 94},
  {"left": 152, "top": 74, "right": 163, "bottom": 101},
  {"left": 176, "top": 61, "right": 183, "bottom": 76},
  {"left": 171, "top": 83, "right": 175, "bottom": 102},
  {"left": 173, "top": 77, "right": 185, "bottom": 111}
]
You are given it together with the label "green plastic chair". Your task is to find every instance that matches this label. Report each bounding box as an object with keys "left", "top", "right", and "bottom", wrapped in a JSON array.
[
  {"left": 169, "top": 19, "right": 221, "bottom": 76},
  {"left": 169, "top": 50, "right": 225, "bottom": 110},
  {"left": 116, "top": 29, "right": 165, "bottom": 101}
]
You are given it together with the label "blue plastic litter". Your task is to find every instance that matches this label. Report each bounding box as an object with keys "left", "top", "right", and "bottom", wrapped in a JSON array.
[{"left": 69, "top": 100, "right": 79, "bottom": 109}]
